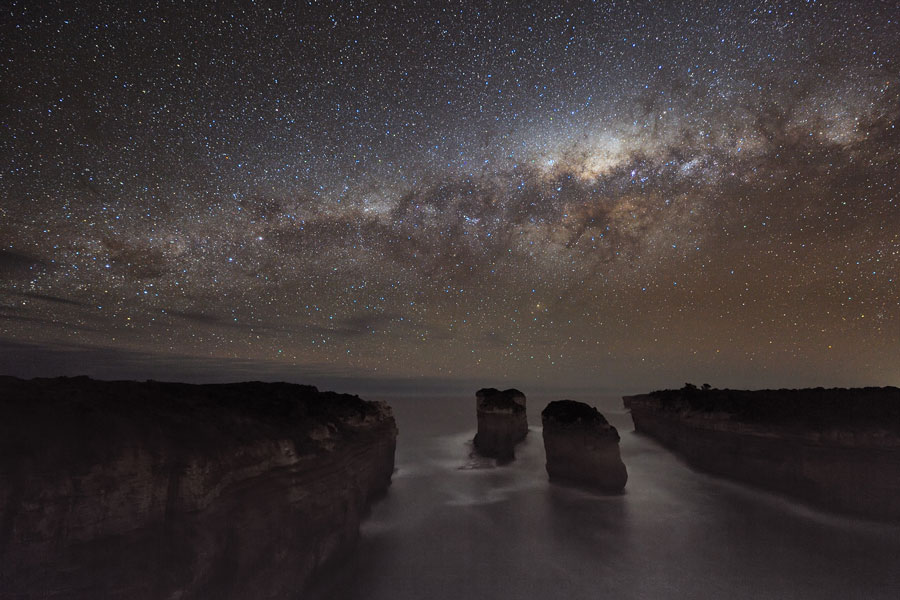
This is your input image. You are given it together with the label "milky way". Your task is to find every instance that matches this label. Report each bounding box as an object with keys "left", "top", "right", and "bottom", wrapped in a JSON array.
[{"left": 1, "top": 1, "right": 898, "bottom": 392}]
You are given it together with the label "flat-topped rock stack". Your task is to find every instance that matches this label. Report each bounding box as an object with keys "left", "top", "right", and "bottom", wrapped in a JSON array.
[
  {"left": 473, "top": 387, "right": 528, "bottom": 461},
  {"left": 541, "top": 400, "right": 628, "bottom": 492}
]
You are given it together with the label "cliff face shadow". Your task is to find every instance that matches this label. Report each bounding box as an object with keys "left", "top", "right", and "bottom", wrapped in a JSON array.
[
  {"left": 624, "top": 386, "right": 900, "bottom": 521},
  {"left": 0, "top": 376, "right": 398, "bottom": 599}
]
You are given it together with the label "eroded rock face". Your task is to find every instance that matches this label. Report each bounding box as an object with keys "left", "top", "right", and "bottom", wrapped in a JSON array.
[
  {"left": 0, "top": 376, "right": 398, "bottom": 599},
  {"left": 541, "top": 400, "right": 627, "bottom": 491},
  {"left": 624, "top": 386, "right": 900, "bottom": 521},
  {"left": 473, "top": 388, "right": 528, "bottom": 461}
]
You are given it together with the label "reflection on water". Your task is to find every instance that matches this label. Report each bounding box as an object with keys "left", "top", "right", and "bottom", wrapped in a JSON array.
[{"left": 307, "top": 396, "right": 900, "bottom": 599}]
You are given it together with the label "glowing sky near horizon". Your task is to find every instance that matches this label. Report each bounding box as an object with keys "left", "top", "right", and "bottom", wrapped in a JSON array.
[{"left": 1, "top": 1, "right": 898, "bottom": 391}]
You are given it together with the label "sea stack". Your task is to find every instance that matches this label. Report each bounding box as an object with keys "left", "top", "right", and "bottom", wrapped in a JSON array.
[
  {"left": 473, "top": 388, "right": 528, "bottom": 461},
  {"left": 541, "top": 400, "right": 627, "bottom": 491},
  {"left": 0, "top": 376, "right": 398, "bottom": 599}
]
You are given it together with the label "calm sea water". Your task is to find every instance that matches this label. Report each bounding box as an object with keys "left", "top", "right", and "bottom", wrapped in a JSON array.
[{"left": 307, "top": 396, "right": 900, "bottom": 599}]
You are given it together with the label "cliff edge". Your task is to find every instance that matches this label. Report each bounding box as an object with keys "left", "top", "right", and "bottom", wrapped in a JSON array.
[
  {"left": 625, "top": 386, "right": 900, "bottom": 520},
  {"left": 0, "top": 376, "right": 397, "bottom": 599}
]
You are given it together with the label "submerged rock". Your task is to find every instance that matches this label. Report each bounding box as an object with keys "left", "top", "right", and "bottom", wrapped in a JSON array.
[
  {"left": 625, "top": 385, "right": 900, "bottom": 520},
  {"left": 0, "top": 376, "right": 397, "bottom": 599},
  {"left": 473, "top": 388, "right": 528, "bottom": 461},
  {"left": 541, "top": 400, "right": 627, "bottom": 491}
]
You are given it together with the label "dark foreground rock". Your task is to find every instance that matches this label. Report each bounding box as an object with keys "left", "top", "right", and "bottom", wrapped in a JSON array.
[
  {"left": 625, "top": 386, "right": 900, "bottom": 520},
  {"left": 541, "top": 400, "right": 627, "bottom": 491},
  {"left": 473, "top": 388, "right": 528, "bottom": 461},
  {"left": 0, "top": 376, "right": 397, "bottom": 599}
]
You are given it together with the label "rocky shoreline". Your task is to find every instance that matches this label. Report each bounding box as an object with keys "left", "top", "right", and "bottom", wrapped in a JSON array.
[
  {"left": 0, "top": 376, "right": 397, "bottom": 599},
  {"left": 624, "top": 386, "right": 900, "bottom": 520}
]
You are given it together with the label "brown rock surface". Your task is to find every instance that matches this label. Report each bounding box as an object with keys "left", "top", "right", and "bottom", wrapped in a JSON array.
[
  {"left": 625, "top": 386, "right": 900, "bottom": 520},
  {"left": 0, "top": 376, "right": 397, "bottom": 599},
  {"left": 473, "top": 388, "right": 528, "bottom": 461},
  {"left": 541, "top": 400, "right": 627, "bottom": 491}
]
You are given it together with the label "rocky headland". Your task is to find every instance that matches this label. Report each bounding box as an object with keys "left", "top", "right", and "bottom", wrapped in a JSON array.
[
  {"left": 0, "top": 376, "right": 398, "bottom": 599},
  {"left": 541, "top": 400, "right": 628, "bottom": 491},
  {"left": 625, "top": 385, "right": 900, "bottom": 520},
  {"left": 473, "top": 388, "right": 528, "bottom": 461}
]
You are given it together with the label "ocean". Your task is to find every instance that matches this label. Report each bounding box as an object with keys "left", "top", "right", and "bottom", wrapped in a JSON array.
[{"left": 308, "top": 395, "right": 900, "bottom": 599}]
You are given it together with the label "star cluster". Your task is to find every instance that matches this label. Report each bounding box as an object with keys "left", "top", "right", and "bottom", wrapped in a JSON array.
[{"left": 1, "top": 1, "right": 898, "bottom": 392}]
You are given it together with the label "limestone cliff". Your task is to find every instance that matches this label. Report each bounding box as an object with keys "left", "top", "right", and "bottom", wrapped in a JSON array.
[
  {"left": 541, "top": 400, "right": 627, "bottom": 491},
  {"left": 473, "top": 388, "right": 528, "bottom": 461},
  {"left": 625, "top": 386, "right": 900, "bottom": 520},
  {"left": 0, "top": 376, "right": 397, "bottom": 599}
]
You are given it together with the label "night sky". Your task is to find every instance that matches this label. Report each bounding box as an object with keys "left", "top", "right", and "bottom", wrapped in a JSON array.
[{"left": 2, "top": 1, "right": 898, "bottom": 394}]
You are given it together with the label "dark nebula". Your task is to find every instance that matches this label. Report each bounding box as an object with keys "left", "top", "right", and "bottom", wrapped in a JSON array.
[{"left": 1, "top": 1, "right": 897, "bottom": 392}]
